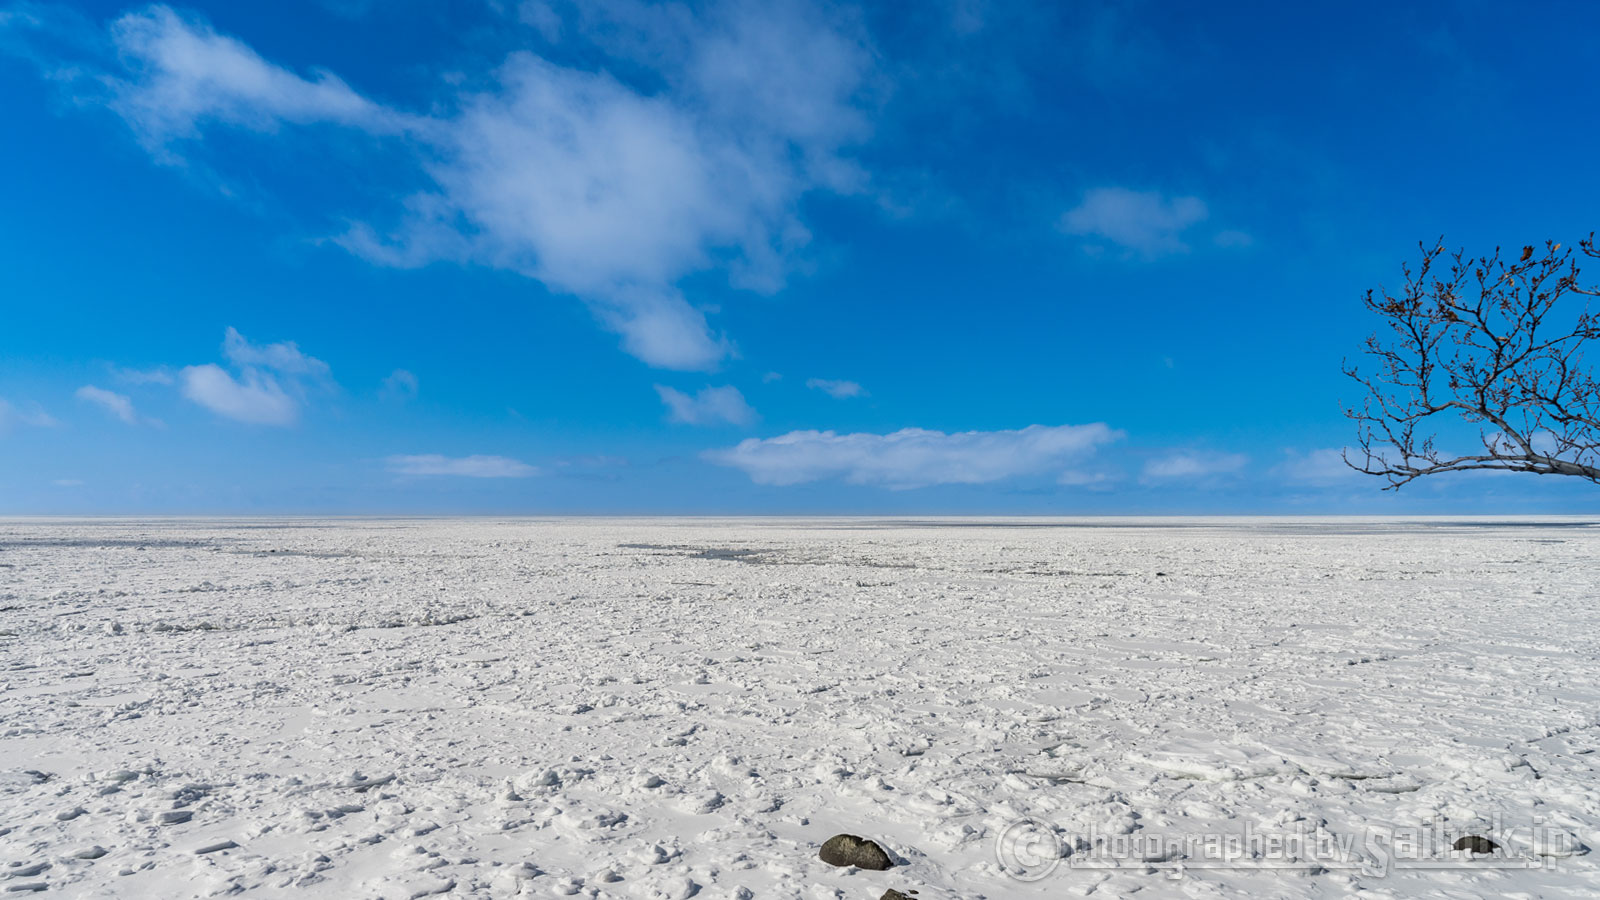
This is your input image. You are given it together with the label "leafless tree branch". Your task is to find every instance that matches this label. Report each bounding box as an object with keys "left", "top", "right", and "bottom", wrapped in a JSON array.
[{"left": 1343, "top": 234, "right": 1600, "bottom": 489}]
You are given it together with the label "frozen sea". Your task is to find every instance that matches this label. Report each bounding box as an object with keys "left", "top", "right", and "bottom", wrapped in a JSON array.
[{"left": 1, "top": 517, "right": 1596, "bottom": 898}]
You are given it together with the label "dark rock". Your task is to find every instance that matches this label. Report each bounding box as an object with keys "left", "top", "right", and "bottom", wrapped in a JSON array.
[
  {"left": 1453, "top": 835, "right": 1499, "bottom": 854},
  {"left": 818, "top": 833, "right": 893, "bottom": 870},
  {"left": 880, "top": 892, "right": 914, "bottom": 900}
]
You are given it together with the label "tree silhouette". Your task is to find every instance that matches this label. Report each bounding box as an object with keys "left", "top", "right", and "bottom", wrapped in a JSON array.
[{"left": 1344, "top": 235, "right": 1600, "bottom": 488}]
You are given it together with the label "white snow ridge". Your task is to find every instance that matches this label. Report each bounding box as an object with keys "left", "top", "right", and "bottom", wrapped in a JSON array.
[{"left": 0, "top": 517, "right": 1596, "bottom": 898}]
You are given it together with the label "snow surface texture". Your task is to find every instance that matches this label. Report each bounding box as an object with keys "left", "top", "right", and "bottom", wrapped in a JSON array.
[{"left": 1, "top": 517, "right": 1597, "bottom": 898}]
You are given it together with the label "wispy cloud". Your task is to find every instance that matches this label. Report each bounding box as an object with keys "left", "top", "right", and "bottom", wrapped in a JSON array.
[
  {"left": 111, "top": 366, "right": 175, "bottom": 386},
  {"left": 179, "top": 327, "right": 330, "bottom": 426},
  {"left": 221, "top": 326, "right": 330, "bottom": 378},
  {"left": 706, "top": 423, "right": 1122, "bottom": 488},
  {"left": 386, "top": 454, "right": 538, "bottom": 478},
  {"left": 75, "top": 385, "right": 142, "bottom": 425},
  {"left": 381, "top": 368, "right": 419, "bottom": 402},
  {"left": 103, "top": 5, "right": 410, "bottom": 153},
  {"left": 1057, "top": 469, "right": 1116, "bottom": 488},
  {"left": 1141, "top": 451, "right": 1249, "bottom": 481},
  {"left": 655, "top": 384, "right": 757, "bottom": 426},
  {"left": 0, "top": 398, "right": 59, "bottom": 433},
  {"left": 1274, "top": 448, "right": 1360, "bottom": 486},
  {"left": 1059, "top": 187, "right": 1207, "bottom": 258},
  {"left": 806, "top": 377, "right": 865, "bottom": 399}
]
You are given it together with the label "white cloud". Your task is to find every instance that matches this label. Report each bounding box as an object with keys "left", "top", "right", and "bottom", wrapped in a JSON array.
[
  {"left": 336, "top": 53, "right": 741, "bottom": 369},
  {"left": 111, "top": 366, "right": 175, "bottom": 385},
  {"left": 1058, "top": 469, "right": 1116, "bottom": 487},
  {"left": 1275, "top": 448, "right": 1361, "bottom": 486},
  {"left": 386, "top": 454, "right": 538, "bottom": 478},
  {"left": 104, "top": 5, "right": 409, "bottom": 150},
  {"left": 15, "top": 3, "right": 878, "bottom": 370},
  {"left": 180, "top": 364, "right": 299, "bottom": 426},
  {"left": 176, "top": 327, "right": 330, "bottom": 425},
  {"left": 75, "top": 385, "right": 139, "bottom": 424},
  {"left": 381, "top": 368, "right": 419, "bottom": 402},
  {"left": 220, "top": 326, "right": 330, "bottom": 378},
  {"left": 806, "top": 377, "right": 865, "bottom": 399},
  {"left": 0, "top": 398, "right": 59, "bottom": 432},
  {"left": 1141, "top": 451, "right": 1249, "bottom": 481},
  {"left": 1060, "top": 187, "right": 1208, "bottom": 258},
  {"left": 518, "top": 1, "right": 562, "bottom": 42},
  {"left": 655, "top": 384, "right": 757, "bottom": 426},
  {"left": 706, "top": 423, "right": 1122, "bottom": 488},
  {"left": 335, "top": 25, "right": 866, "bottom": 370}
]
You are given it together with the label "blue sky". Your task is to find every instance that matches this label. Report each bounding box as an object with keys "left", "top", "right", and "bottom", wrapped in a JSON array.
[{"left": 3, "top": 0, "right": 1598, "bottom": 514}]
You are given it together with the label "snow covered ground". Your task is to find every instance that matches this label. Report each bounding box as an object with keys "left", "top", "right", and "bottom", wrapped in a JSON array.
[{"left": 1, "top": 517, "right": 1597, "bottom": 898}]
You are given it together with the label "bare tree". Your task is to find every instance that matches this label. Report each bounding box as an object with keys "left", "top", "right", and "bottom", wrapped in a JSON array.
[{"left": 1343, "top": 234, "right": 1600, "bottom": 488}]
